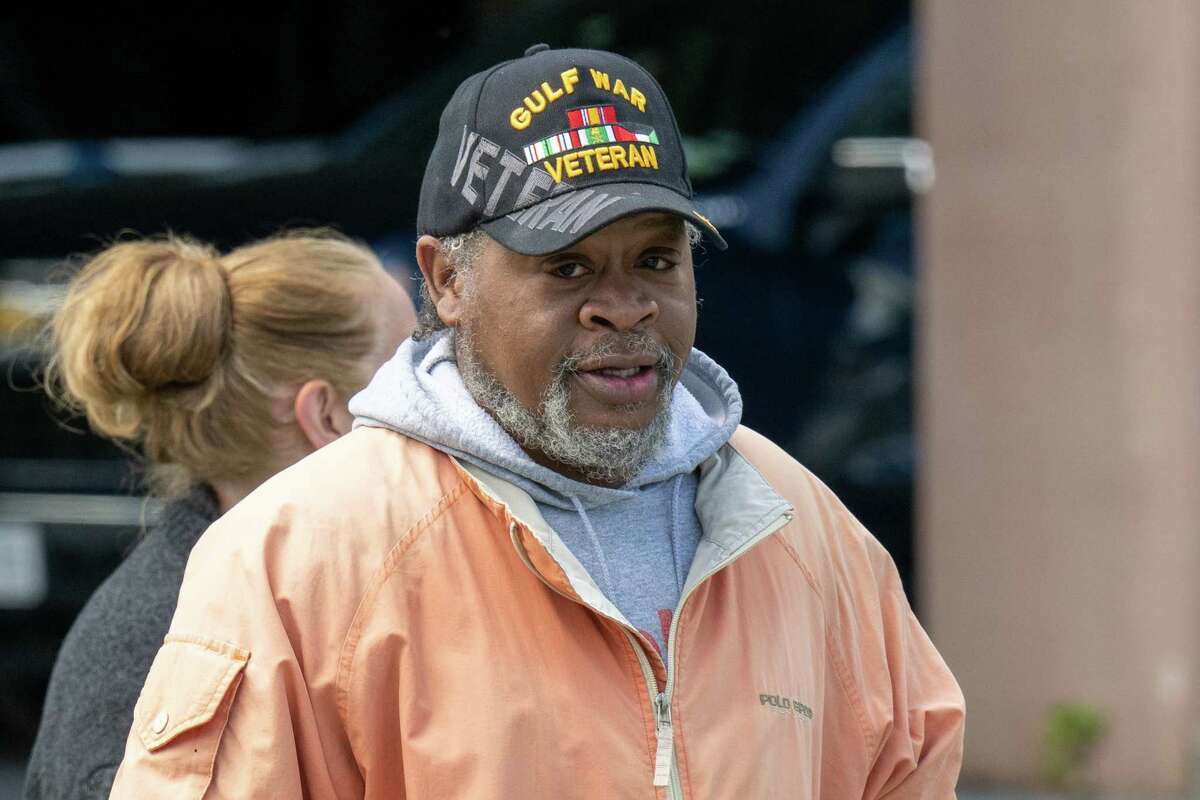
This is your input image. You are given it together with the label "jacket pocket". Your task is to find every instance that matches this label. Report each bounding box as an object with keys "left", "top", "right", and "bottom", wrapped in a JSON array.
[{"left": 126, "top": 633, "right": 249, "bottom": 797}]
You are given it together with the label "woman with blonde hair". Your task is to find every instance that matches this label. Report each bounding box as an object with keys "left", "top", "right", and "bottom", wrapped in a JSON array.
[{"left": 23, "top": 230, "right": 415, "bottom": 799}]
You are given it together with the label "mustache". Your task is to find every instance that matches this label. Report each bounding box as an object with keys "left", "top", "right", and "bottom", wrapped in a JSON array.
[{"left": 556, "top": 333, "right": 679, "bottom": 377}]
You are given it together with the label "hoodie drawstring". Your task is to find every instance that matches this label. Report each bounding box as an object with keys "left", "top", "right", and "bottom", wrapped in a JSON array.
[
  {"left": 569, "top": 494, "right": 618, "bottom": 602},
  {"left": 668, "top": 474, "right": 686, "bottom": 594}
]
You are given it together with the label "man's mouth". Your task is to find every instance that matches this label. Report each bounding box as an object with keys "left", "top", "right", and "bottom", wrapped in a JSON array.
[
  {"left": 573, "top": 352, "right": 660, "bottom": 374},
  {"left": 573, "top": 359, "right": 660, "bottom": 405},
  {"left": 590, "top": 365, "right": 651, "bottom": 378}
]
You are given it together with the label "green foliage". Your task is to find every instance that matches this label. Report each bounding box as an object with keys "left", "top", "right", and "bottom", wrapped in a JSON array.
[{"left": 1040, "top": 702, "right": 1108, "bottom": 790}]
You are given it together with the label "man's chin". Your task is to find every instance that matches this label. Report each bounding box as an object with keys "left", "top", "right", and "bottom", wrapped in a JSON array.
[
  {"left": 567, "top": 390, "right": 664, "bottom": 433},
  {"left": 565, "top": 401, "right": 650, "bottom": 430},
  {"left": 571, "top": 413, "right": 659, "bottom": 434}
]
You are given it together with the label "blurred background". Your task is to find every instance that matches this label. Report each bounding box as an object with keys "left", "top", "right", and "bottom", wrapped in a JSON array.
[{"left": 1, "top": 1, "right": 1197, "bottom": 797}]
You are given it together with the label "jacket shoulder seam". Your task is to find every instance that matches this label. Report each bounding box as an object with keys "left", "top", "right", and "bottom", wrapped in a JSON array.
[
  {"left": 775, "top": 532, "right": 824, "bottom": 597},
  {"left": 333, "top": 477, "right": 469, "bottom": 732}
]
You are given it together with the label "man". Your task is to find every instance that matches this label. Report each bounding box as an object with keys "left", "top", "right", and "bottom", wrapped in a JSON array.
[{"left": 111, "top": 45, "right": 963, "bottom": 798}]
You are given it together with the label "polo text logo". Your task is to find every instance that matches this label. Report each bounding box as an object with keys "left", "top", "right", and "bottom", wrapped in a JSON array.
[{"left": 759, "top": 693, "right": 815, "bottom": 721}]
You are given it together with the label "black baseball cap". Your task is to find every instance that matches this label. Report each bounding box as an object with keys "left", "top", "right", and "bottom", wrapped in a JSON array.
[{"left": 417, "top": 43, "right": 726, "bottom": 256}]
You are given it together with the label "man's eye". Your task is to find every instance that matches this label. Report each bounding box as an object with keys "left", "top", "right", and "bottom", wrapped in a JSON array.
[
  {"left": 639, "top": 255, "right": 676, "bottom": 271},
  {"left": 552, "top": 263, "right": 589, "bottom": 279}
]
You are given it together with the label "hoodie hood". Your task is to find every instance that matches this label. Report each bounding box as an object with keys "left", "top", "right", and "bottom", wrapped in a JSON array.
[{"left": 349, "top": 329, "right": 743, "bottom": 511}]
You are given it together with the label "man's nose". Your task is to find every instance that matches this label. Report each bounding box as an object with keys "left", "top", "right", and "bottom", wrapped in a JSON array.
[{"left": 579, "top": 277, "right": 658, "bottom": 331}]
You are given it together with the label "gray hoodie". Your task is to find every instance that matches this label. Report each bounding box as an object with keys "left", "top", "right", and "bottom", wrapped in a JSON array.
[{"left": 349, "top": 330, "right": 742, "bottom": 655}]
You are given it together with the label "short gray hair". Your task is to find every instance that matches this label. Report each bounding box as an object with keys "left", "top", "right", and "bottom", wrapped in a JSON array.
[{"left": 412, "top": 220, "right": 703, "bottom": 341}]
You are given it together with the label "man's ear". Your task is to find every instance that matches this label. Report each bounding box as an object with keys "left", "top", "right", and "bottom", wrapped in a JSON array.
[
  {"left": 415, "top": 234, "right": 468, "bottom": 328},
  {"left": 293, "top": 379, "right": 351, "bottom": 451}
]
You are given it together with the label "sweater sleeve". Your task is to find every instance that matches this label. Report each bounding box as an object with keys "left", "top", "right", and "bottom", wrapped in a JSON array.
[
  {"left": 23, "top": 602, "right": 135, "bottom": 800},
  {"left": 23, "top": 532, "right": 188, "bottom": 800}
]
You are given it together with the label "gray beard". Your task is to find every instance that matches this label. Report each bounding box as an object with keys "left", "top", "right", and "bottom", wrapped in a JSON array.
[{"left": 454, "top": 327, "right": 677, "bottom": 486}]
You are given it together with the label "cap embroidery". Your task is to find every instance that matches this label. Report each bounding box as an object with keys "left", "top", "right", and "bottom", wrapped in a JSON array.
[
  {"left": 508, "top": 64, "right": 648, "bottom": 131},
  {"left": 450, "top": 126, "right": 556, "bottom": 215},
  {"left": 521, "top": 104, "right": 658, "bottom": 165},
  {"left": 509, "top": 67, "right": 581, "bottom": 130},
  {"left": 504, "top": 188, "right": 623, "bottom": 233},
  {"left": 525, "top": 105, "right": 659, "bottom": 184},
  {"left": 586, "top": 68, "right": 647, "bottom": 112}
]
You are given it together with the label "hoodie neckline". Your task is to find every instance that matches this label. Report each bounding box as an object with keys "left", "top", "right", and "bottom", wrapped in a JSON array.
[{"left": 349, "top": 329, "right": 743, "bottom": 511}]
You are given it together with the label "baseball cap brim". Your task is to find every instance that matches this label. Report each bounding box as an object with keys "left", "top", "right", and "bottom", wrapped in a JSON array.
[{"left": 479, "top": 182, "right": 727, "bottom": 257}]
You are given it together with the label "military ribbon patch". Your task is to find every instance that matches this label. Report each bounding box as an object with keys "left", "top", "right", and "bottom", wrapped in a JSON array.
[{"left": 522, "top": 104, "right": 658, "bottom": 165}]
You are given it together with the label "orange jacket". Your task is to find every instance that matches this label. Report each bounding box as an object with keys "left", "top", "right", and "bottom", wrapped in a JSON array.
[{"left": 111, "top": 425, "right": 964, "bottom": 799}]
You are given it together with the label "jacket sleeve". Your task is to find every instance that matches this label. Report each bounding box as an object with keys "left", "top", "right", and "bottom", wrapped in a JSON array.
[
  {"left": 859, "top": 533, "right": 965, "bottom": 800},
  {"left": 108, "top": 507, "right": 360, "bottom": 800}
]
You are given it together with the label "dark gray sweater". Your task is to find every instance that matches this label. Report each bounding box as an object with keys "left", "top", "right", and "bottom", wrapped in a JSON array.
[{"left": 23, "top": 487, "right": 217, "bottom": 800}]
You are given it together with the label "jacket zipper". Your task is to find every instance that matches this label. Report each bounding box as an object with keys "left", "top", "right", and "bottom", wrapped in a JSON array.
[
  {"left": 623, "top": 629, "right": 678, "bottom": 797},
  {"left": 508, "top": 508, "right": 794, "bottom": 798},
  {"left": 506, "top": 520, "right": 681, "bottom": 796},
  {"left": 621, "top": 508, "right": 793, "bottom": 798}
]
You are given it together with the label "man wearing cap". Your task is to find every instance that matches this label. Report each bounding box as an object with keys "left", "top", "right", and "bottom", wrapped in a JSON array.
[{"left": 111, "top": 45, "right": 963, "bottom": 799}]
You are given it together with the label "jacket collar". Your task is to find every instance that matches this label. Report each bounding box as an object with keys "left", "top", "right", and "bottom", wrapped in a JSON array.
[{"left": 454, "top": 433, "right": 794, "bottom": 621}]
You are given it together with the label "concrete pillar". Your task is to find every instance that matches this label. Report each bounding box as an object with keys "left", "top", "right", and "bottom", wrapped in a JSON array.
[{"left": 918, "top": 0, "right": 1200, "bottom": 791}]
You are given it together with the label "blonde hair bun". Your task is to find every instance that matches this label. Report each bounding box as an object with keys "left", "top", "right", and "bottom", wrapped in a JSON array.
[
  {"left": 48, "top": 236, "right": 232, "bottom": 442},
  {"left": 45, "top": 229, "right": 384, "bottom": 496}
]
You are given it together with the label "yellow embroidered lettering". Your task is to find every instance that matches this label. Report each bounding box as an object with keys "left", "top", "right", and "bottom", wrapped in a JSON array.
[
  {"left": 583, "top": 70, "right": 646, "bottom": 111},
  {"left": 611, "top": 146, "right": 629, "bottom": 169},
  {"left": 524, "top": 89, "right": 547, "bottom": 113},
  {"left": 510, "top": 107, "right": 532, "bottom": 130},
  {"left": 511, "top": 70, "right": 581, "bottom": 129},
  {"left": 579, "top": 148, "right": 597, "bottom": 174},
  {"left": 595, "top": 147, "right": 614, "bottom": 170},
  {"left": 640, "top": 145, "right": 658, "bottom": 169},
  {"left": 543, "top": 159, "right": 564, "bottom": 183},
  {"left": 563, "top": 152, "right": 583, "bottom": 179},
  {"left": 628, "top": 145, "right": 644, "bottom": 168},
  {"left": 562, "top": 67, "right": 580, "bottom": 94}
]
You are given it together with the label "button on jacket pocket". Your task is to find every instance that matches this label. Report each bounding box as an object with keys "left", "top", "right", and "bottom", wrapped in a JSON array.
[{"left": 117, "top": 633, "right": 249, "bottom": 798}]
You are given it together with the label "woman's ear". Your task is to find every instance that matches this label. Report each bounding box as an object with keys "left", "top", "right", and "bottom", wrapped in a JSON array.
[
  {"left": 415, "top": 234, "right": 468, "bottom": 327},
  {"left": 293, "top": 379, "right": 351, "bottom": 451}
]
